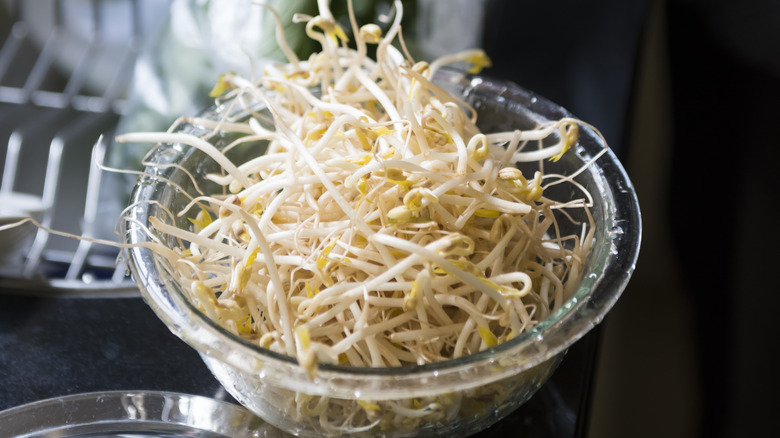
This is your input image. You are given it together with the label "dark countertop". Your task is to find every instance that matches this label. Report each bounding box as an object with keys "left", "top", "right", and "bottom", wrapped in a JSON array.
[{"left": 0, "top": 290, "right": 598, "bottom": 437}]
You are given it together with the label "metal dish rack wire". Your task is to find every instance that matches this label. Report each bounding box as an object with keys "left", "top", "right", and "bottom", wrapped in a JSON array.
[{"left": 0, "top": 0, "right": 162, "bottom": 296}]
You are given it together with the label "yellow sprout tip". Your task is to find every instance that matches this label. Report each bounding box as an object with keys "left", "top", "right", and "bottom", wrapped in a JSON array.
[
  {"left": 357, "top": 399, "right": 381, "bottom": 412},
  {"left": 305, "top": 282, "right": 315, "bottom": 299},
  {"left": 209, "top": 73, "right": 234, "bottom": 97},
  {"left": 466, "top": 52, "right": 492, "bottom": 74},
  {"left": 478, "top": 325, "right": 498, "bottom": 348},
  {"left": 474, "top": 209, "right": 500, "bottom": 218},
  {"left": 359, "top": 24, "right": 382, "bottom": 44},
  {"left": 296, "top": 326, "right": 311, "bottom": 350},
  {"left": 246, "top": 248, "right": 259, "bottom": 267}
]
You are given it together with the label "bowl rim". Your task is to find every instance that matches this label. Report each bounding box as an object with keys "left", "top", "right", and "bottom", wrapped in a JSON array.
[
  {"left": 0, "top": 390, "right": 264, "bottom": 436},
  {"left": 124, "top": 68, "right": 641, "bottom": 393}
]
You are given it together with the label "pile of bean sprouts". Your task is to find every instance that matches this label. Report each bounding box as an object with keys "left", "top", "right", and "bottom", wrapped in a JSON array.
[{"left": 117, "top": 0, "right": 598, "bottom": 382}]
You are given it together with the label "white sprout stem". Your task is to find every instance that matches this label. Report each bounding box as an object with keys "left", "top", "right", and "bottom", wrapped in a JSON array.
[
  {"left": 216, "top": 198, "right": 296, "bottom": 356},
  {"left": 331, "top": 311, "right": 416, "bottom": 355},
  {"left": 116, "top": 132, "right": 252, "bottom": 189},
  {"left": 354, "top": 67, "right": 402, "bottom": 125},
  {"left": 255, "top": 1, "right": 301, "bottom": 68},
  {"left": 371, "top": 234, "right": 509, "bottom": 308},
  {"left": 302, "top": 250, "right": 427, "bottom": 324}
]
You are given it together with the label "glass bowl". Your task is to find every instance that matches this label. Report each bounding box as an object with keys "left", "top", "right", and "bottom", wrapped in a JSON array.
[
  {"left": 124, "top": 69, "right": 641, "bottom": 437},
  {"left": 0, "top": 391, "right": 273, "bottom": 437}
]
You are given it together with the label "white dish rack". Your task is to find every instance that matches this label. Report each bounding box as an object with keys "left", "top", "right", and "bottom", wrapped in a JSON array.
[{"left": 0, "top": 0, "right": 165, "bottom": 296}]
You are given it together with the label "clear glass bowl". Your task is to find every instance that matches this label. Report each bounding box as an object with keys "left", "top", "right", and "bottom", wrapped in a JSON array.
[
  {"left": 0, "top": 391, "right": 272, "bottom": 437},
  {"left": 124, "top": 69, "right": 641, "bottom": 437}
]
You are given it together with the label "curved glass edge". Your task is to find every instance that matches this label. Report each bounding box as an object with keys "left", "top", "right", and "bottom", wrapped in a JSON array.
[
  {"left": 0, "top": 391, "right": 269, "bottom": 437},
  {"left": 124, "top": 68, "right": 642, "bottom": 397}
]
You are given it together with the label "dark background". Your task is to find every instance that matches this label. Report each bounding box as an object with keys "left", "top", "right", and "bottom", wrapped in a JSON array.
[{"left": 481, "top": 0, "right": 780, "bottom": 436}]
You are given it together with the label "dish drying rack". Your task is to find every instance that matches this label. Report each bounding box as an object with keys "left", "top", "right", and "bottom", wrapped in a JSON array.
[{"left": 0, "top": 0, "right": 165, "bottom": 296}]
